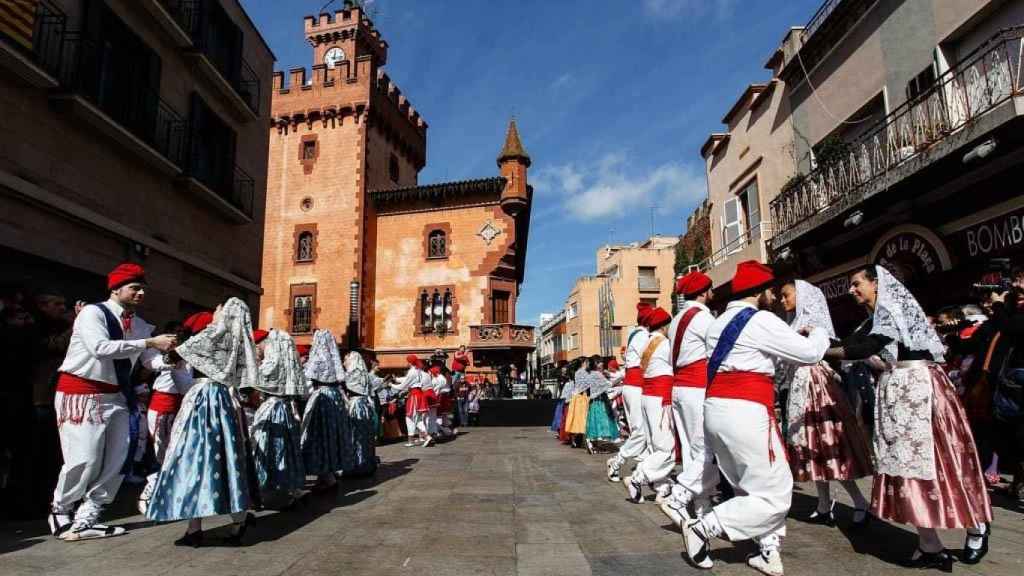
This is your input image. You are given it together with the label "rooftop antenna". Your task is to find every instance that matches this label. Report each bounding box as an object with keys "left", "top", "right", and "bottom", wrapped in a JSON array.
[{"left": 649, "top": 206, "right": 656, "bottom": 237}]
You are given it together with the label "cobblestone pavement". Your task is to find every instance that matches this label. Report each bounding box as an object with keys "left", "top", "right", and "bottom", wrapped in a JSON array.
[{"left": 1, "top": 427, "right": 1021, "bottom": 576}]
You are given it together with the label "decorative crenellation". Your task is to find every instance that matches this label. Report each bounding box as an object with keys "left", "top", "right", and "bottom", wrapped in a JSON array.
[
  {"left": 303, "top": 3, "right": 388, "bottom": 64},
  {"left": 374, "top": 70, "right": 428, "bottom": 134}
]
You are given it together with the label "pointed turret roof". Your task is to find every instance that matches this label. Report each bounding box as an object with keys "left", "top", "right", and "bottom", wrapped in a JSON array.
[{"left": 496, "top": 119, "right": 531, "bottom": 167}]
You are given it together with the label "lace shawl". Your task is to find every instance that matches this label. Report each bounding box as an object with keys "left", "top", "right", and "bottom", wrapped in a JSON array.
[
  {"left": 870, "top": 266, "right": 945, "bottom": 364},
  {"left": 790, "top": 279, "right": 836, "bottom": 339},
  {"left": 303, "top": 329, "right": 345, "bottom": 384},
  {"left": 176, "top": 297, "right": 258, "bottom": 390},
  {"left": 257, "top": 329, "right": 308, "bottom": 397},
  {"left": 343, "top": 351, "right": 372, "bottom": 396}
]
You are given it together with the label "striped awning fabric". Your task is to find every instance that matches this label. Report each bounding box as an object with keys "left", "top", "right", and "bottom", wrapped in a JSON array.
[{"left": 0, "top": 0, "right": 37, "bottom": 50}]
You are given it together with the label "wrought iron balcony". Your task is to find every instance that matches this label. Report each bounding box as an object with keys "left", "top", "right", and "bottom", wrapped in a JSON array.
[
  {"left": 698, "top": 221, "right": 774, "bottom": 273},
  {"left": 181, "top": 149, "right": 254, "bottom": 221},
  {"left": 0, "top": 0, "right": 66, "bottom": 86},
  {"left": 769, "top": 26, "right": 1024, "bottom": 250},
  {"left": 54, "top": 33, "right": 187, "bottom": 169},
  {"left": 469, "top": 324, "right": 536, "bottom": 350}
]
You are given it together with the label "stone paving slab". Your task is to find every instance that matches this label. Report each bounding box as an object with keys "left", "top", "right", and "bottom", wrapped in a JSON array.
[{"left": 1, "top": 427, "right": 1022, "bottom": 576}]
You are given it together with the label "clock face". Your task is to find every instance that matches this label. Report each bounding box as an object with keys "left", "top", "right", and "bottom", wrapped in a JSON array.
[{"left": 324, "top": 47, "right": 345, "bottom": 69}]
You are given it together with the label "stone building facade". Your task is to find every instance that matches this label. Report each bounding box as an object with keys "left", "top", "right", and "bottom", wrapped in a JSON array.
[
  {"left": 261, "top": 2, "right": 533, "bottom": 372},
  {"left": 0, "top": 0, "right": 273, "bottom": 322}
]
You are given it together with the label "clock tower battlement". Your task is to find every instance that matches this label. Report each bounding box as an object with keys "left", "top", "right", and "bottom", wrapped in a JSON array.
[{"left": 304, "top": 1, "right": 387, "bottom": 70}]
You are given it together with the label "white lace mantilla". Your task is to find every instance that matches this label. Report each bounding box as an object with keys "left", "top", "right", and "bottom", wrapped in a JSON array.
[
  {"left": 304, "top": 329, "right": 345, "bottom": 383},
  {"left": 176, "top": 297, "right": 259, "bottom": 390},
  {"left": 785, "top": 364, "right": 813, "bottom": 447},
  {"left": 871, "top": 266, "right": 945, "bottom": 364},
  {"left": 874, "top": 364, "right": 936, "bottom": 480},
  {"left": 258, "top": 330, "right": 308, "bottom": 397}
]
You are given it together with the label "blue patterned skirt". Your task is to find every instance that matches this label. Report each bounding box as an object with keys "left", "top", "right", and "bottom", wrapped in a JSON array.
[
  {"left": 252, "top": 396, "right": 306, "bottom": 506},
  {"left": 586, "top": 396, "right": 619, "bottom": 440},
  {"left": 146, "top": 380, "right": 251, "bottom": 522},
  {"left": 301, "top": 386, "right": 348, "bottom": 475},
  {"left": 550, "top": 399, "right": 565, "bottom": 431},
  {"left": 342, "top": 395, "right": 377, "bottom": 477}
]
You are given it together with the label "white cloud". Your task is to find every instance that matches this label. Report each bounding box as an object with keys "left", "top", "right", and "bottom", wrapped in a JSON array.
[
  {"left": 550, "top": 73, "right": 575, "bottom": 91},
  {"left": 534, "top": 153, "right": 706, "bottom": 221},
  {"left": 643, "top": 0, "right": 736, "bottom": 21}
]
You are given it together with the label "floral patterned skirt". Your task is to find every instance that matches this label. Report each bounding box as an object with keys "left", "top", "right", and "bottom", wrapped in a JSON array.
[
  {"left": 871, "top": 364, "right": 993, "bottom": 529},
  {"left": 342, "top": 396, "right": 377, "bottom": 477},
  {"left": 301, "top": 386, "right": 348, "bottom": 475},
  {"left": 786, "top": 364, "right": 873, "bottom": 482},
  {"left": 251, "top": 395, "right": 305, "bottom": 506}
]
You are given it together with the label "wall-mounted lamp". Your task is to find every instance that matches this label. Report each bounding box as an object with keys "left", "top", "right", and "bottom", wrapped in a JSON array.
[
  {"left": 844, "top": 210, "right": 864, "bottom": 228},
  {"left": 963, "top": 138, "right": 997, "bottom": 164}
]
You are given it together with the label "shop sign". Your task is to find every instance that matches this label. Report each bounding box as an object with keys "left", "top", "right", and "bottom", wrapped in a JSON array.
[
  {"left": 875, "top": 232, "right": 942, "bottom": 276},
  {"left": 817, "top": 275, "right": 851, "bottom": 301},
  {"left": 961, "top": 210, "right": 1024, "bottom": 257}
]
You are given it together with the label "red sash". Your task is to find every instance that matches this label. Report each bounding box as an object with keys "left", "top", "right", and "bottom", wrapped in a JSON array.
[
  {"left": 642, "top": 375, "right": 673, "bottom": 405},
  {"left": 406, "top": 387, "right": 429, "bottom": 416},
  {"left": 671, "top": 307, "right": 701, "bottom": 367},
  {"left": 673, "top": 358, "right": 708, "bottom": 388},
  {"left": 149, "top": 390, "right": 182, "bottom": 414},
  {"left": 623, "top": 366, "right": 644, "bottom": 387},
  {"left": 706, "top": 371, "right": 782, "bottom": 463},
  {"left": 56, "top": 372, "right": 120, "bottom": 395}
]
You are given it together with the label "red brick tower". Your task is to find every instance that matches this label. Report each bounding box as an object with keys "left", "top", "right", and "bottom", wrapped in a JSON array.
[{"left": 261, "top": 1, "right": 427, "bottom": 346}]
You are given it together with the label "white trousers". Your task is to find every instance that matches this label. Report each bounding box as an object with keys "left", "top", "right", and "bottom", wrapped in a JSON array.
[
  {"left": 614, "top": 385, "right": 648, "bottom": 464},
  {"left": 634, "top": 394, "right": 675, "bottom": 484},
  {"left": 704, "top": 397, "right": 791, "bottom": 542},
  {"left": 142, "top": 409, "right": 177, "bottom": 501},
  {"left": 52, "top": 392, "right": 129, "bottom": 523},
  {"left": 406, "top": 412, "right": 428, "bottom": 436},
  {"left": 671, "top": 387, "right": 719, "bottom": 500}
]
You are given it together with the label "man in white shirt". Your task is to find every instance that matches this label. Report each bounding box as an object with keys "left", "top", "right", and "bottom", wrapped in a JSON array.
[
  {"left": 624, "top": 307, "right": 674, "bottom": 503},
  {"left": 391, "top": 356, "right": 432, "bottom": 447},
  {"left": 50, "top": 263, "right": 177, "bottom": 541},
  {"left": 606, "top": 304, "right": 653, "bottom": 482},
  {"left": 681, "top": 261, "right": 829, "bottom": 576},
  {"left": 660, "top": 272, "right": 718, "bottom": 525}
]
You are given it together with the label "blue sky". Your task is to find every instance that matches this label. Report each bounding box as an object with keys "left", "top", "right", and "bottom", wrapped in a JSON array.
[{"left": 241, "top": 0, "right": 822, "bottom": 325}]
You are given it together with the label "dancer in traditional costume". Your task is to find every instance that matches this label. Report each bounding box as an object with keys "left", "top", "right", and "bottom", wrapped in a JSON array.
[
  {"left": 391, "top": 355, "right": 432, "bottom": 447},
  {"left": 146, "top": 298, "right": 259, "bottom": 547},
  {"left": 50, "top": 263, "right": 176, "bottom": 541},
  {"left": 248, "top": 329, "right": 308, "bottom": 509},
  {"left": 778, "top": 280, "right": 872, "bottom": 527},
  {"left": 681, "top": 261, "right": 830, "bottom": 575},
  {"left": 824, "top": 266, "right": 992, "bottom": 570},
  {"left": 660, "top": 272, "right": 719, "bottom": 525},
  {"left": 624, "top": 307, "right": 674, "bottom": 503},
  {"left": 342, "top": 351, "right": 378, "bottom": 476},
  {"left": 138, "top": 313, "right": 206, "bottom": 514},
  {"left": 584, "top": 356, "right": 618, "bottom": 450},
  {"left": 606, "top": 304, "right": 653, "bottom": 482},
  {"left": 300, "top": 329, "right": 348, "bottom": 490},
  {"left": 563, "top": 362, "right": 591, "bottom": 447},
  {"left": 431, "top": 365, "right": 454, "bottom": 438}
]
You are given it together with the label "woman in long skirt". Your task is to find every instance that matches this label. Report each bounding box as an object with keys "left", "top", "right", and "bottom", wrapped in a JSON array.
[
  {"left": 300, "top": 329, "right": 349, "bottom": 490},
  {"left": 584, "top": 357, "right": 619, "bottom": 447},
  {"left": 779, "top": 280, "right": 873, "bottom": 526},
  {"left": 564, "top": 363, "right": 591, "bottom": 447},
  {"left": 248, "top": 329, "right": 308, "bottom": 509},
  {"left": 341, "top": 351, "right": 378, "bottom": 477},
  {"left": 826, "top": 266, "right": 992, "bottom": 570},
  {"left": 146, "top": 299, "right": 258, "bottom": 547}
]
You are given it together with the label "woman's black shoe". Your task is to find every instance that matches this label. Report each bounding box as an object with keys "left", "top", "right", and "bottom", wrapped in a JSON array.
[
  {"left": 903, "top": 549, "right": 953, "bottom": 572},
  {"left": 174, "top": 530, "right": 203, "bottom": 548},
  {"left": 961, "top": 525, "right": 990, "bottom": 565},
  {"left": 222, "top": 512, "right": 254, "bottom": 547},
  {"left": 806, "top": 500, "right": 836, "bottom": 527}
]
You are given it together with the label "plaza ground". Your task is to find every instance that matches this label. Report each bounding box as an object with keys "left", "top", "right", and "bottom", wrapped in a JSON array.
[{"left": 1, "top": 427, "right": 1021, "bottom": 576}]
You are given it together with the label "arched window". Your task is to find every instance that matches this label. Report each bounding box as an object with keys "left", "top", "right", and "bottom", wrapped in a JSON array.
[
  {"left": 389, "top": 153, "right": 400, "bottom": 183},
  {"left": 297, "top": 231, "right": 314, "bottom": 262},
  {"left": 428, "top": 229, "right": 447, "bottom": 259}
]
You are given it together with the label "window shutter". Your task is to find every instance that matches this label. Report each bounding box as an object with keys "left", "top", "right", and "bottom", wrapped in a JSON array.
[{"left": 723, "top": 197, "right": 742, "bottom": 253}]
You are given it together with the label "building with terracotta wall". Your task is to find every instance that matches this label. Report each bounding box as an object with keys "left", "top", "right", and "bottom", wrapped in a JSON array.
[
  {"left": 562, "top": 236, "right": 678, "bottom": 364},
  {"left": 0, "top": 0, "right": 273, "bottom": 323},
  {"left": 261, "top": 2, "right": 533, "bottom": 373}
]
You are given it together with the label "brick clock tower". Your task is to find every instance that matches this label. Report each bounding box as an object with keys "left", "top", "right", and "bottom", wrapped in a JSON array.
[{"left": 262, "top": 1, "right": 534, "bottom": 373}]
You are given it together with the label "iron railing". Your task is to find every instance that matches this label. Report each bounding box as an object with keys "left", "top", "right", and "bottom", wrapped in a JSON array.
[
  {"left": 56, "top": 32, "right": 188, "bottom": 167},
  {"left": 0, "top": 0, "right": 67, "bottom": 77},
  {"left": 159, "top": 0, "right": 199, "bottom": 38},
  {"left": 803, "top": 0, "right": 845, "bottom": 43},
  {"left": 179, "top": 0, "right": 260, "bottom": 115},
  {"left": 698, "top": 220, "right": 774, "bottom": 272},
  {"left": 185, "top": 142, "right": 254, "bottom": 217},
  {"left": 769, "top": 26, "right": 1024, "bottom": 247}
]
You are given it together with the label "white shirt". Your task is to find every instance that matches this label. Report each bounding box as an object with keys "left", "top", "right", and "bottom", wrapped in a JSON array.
[
  {"left": 642, "top": 333, "right": 673, "bottom": 378},
  {"left": 417, "top": 369, "right": 433, "bottom": 390},
  {"left": 607, "top": 368, "right": 625, "bottom": 386},
  {"left": 705, "top": 301, "right": 829, "bottom": 376},
  {"left": 58, "top": 299, "right": 156, "bottom": 386},
  {"left": 623, "top": 326, "right": 650, "bottom": 368},
  {"left": 668, "top": 301, "right": 714, "bottom": 368},
  {"left": 432, "top": 373, "right": 450, "bottom": 394},
  {"left": 392, "top": 366, "right": 423, "bottom": 391},
  {"left": 150, "top": 356, "right": 195, "bottom": 395}
]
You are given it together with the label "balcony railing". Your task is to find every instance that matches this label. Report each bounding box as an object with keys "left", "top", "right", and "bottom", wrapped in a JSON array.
[
  {"left": 637, "top": 276, "right": 661, "bottom": 293},
  {"left": 0, "top": 0, "right": 66, "bottom": 79},
  {"left": 184, "top": 148, "right": 254, "bottom": 218},
  {"left": 769, "top": 26, "right": 1024, "bottom": 248},
  {"left": 469, "top": 324, "right": 536, "bottom": 350},
  {"left": 56, "top": 33, "right": 188, "bottom": 167},
  {"left": 159, "top": 0, "right": 199, "bottom": 38},
  {"left": 803, "top": 0, "right": 844, "bottom": 43},
  {"left": 698, "top": 220, "right": 775, "bottom": 272}
]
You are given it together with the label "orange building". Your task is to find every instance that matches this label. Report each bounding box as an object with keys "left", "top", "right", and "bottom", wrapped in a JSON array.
[{"left": 261, "top": 2, "right": 533, "bottom": 373}]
